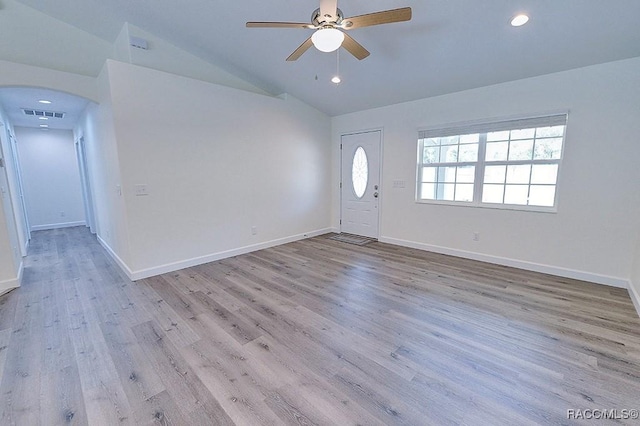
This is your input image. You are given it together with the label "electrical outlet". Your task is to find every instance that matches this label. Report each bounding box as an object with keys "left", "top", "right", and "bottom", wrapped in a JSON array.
[
  {"left": 60, "top": 211, "right": 65, "bottom": 217},
  {"left": 251, "top": 226, "right": 257, "bottom": 235},
  {"left": 473, "top": 232, "right": 480, "bottom": 242}
]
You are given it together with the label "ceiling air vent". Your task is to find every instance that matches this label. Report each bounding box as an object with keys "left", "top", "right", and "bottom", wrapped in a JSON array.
[{"left": 22, "top": 109, "right": 65, "bottom": 119}]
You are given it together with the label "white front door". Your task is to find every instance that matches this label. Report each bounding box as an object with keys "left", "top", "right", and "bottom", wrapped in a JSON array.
[{"left": 340, "top": 130, "right": 381, "bottom": 238}]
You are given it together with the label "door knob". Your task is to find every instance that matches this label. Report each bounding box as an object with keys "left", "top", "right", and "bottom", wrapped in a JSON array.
[{"left": 373, "top": 192, "right": 379, "bottom": 198}]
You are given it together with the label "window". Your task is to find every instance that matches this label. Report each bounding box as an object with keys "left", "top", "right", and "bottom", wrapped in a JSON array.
[
  {"left": 352, "top": 146, "right": 368, "bottom": 198},
  {"left": 417, "top": 114, "right": 567, "bottom": 211}
]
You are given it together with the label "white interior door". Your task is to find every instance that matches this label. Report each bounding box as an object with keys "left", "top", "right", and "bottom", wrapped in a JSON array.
[
  {"left": 75, "top": 137, "right": 96, "bottom": 234},
  {"left": 340, "top": 130, "right": 381, "bottom": 238},
  {"left": 9, "top": 134, "right": 31, "bottom": 245}
]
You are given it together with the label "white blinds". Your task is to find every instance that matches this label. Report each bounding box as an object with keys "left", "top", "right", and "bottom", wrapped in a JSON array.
[{"left": 419, "top": 113, "right": 568, "bottom": 139}]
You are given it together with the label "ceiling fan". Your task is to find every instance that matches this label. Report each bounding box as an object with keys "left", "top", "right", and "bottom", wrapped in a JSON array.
[{"left": 246, "top": 0, "right": 412, "bottom": 61}]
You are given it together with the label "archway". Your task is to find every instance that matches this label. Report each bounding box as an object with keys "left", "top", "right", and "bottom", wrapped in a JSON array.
[{"left": 0, "top": 86, "right": 97, "bottom": 259}]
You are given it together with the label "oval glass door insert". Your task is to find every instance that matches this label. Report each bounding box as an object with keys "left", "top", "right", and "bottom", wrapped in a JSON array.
[{"left": 352, "top": 146, "right": 368, "bottom": 198}]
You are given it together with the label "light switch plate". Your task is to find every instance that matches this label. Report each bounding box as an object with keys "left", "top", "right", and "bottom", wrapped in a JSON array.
[{"left": 135, "top": 184, "right": 149, "bottom": 196}]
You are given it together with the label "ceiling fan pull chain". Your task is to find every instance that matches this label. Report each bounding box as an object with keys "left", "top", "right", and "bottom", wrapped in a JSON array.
[{"left": 332, "top": 49, "right": 341, "bottom": 84}]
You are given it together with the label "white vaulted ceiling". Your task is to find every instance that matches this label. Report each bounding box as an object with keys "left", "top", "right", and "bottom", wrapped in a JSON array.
[{"left": 7, "top": 0, "right": 640, "bottom": 117}]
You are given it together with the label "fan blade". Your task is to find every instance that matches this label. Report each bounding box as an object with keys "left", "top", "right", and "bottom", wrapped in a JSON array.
[
  {"left": 319, "top": 0, "right": 338, "bottom": 22},
  {"left": 287, "top": 37, "right": 314, "bottom": 61},
  {"left": 246, "top": 22, "right": 313, "bottom": 29},
  {"left": 342, "top": 33, "right": 370, "bottom": 60},
  {"left": 342, "top": 7, "right": 412, "bottom": 29}
]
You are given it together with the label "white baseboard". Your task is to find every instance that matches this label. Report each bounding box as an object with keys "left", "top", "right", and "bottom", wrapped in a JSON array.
[
  {"left": 0, "top": 285, "right": 15, "bottom": 297},
  {"left": 99, "top": 228, "right": 333, "bottom": 282},
  {"left": 31, "top": 221, "right": 86, "bottom": 231},
  {"left": 130, "top": 228, "right": 334, "bottom": 281},
  {"left": 628, "top": 280, "right": 640, "bottom": 318},
  {"left": 0, "top": 260, "right": 23, "bottom": 297},
  {"left": 379, "top": 236, "right": 629, "bottom": 289},
  {"left": 97, "top": 235, "right": 136, "bottom": 280}
]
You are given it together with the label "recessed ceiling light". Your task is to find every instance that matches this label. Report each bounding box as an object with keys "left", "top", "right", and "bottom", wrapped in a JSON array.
[
  {"left": 39, "top": 124, "right": 49, "bottom": 128},
  {"left": 331, "top": 76, "right": 341, "bottom": 84},
  {"left": 511, "top": 14, "right": 529, "bottom": 27},
  {"left": 38, "top": 99, "right": 52, "bottom": 104},
  {"left": 38, "top": 117, "right": 48, "bottom": 120}
]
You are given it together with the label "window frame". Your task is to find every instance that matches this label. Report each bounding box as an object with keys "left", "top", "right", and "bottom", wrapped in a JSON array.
[
  {"left": 416, "top": 137, "right": 480, "bottom": 205},
  {"left": 416, "top": 113, "right": 568, "bottom": 213}
]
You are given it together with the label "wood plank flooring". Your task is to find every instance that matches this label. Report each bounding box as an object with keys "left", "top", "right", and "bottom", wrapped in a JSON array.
[{"left": 1, "top": 226, "right": 639, "bottom": 425}]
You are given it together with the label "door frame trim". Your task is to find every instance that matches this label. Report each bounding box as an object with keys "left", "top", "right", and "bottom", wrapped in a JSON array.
[
  {"left": 75, "top": 136, "right": 97, "bottom": 234},
  {"left": 339, "top": 127, "right": 384, "bottom": 238}
]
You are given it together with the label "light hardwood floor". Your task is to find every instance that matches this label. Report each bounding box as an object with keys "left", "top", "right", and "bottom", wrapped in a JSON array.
[{"left": 1, "top": 226, "right": 639, "bottom": 425}]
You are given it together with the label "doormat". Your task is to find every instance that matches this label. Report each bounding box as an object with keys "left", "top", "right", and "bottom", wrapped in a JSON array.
[{"left": 328, "top": 233, "right": 377, "bottom": 246}]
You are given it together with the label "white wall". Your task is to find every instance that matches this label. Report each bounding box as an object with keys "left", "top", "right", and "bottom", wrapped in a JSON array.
[
  {"left": 14, "top": 127, "right": 85, "bottom": 231},
  {"left": 74, "top": 60, "right": 332, "bottom": 279},
  {"left": 630, "top": 234, "right": 640, "bottom": 315},
  {"left": 0, "top": 173, "right": 19, "bottom": 294},
  {"left": 0, "top": 60, "right": 98, "bottom": 104},
  {"left": 0, "top": 0, "right": 112, "bottom": 77},
  {"left": 0, "top": 1, "right": 270, "bottom": 99},
  {"left": 74, "top": 64, "right": 131, "bottom": 268},
  {"left": 0, "top": 107, "right": 22, "bottom": 294},
  {"left": 114, "top": 23, "right": 270, "bottom": 96},
  {"left": 0, "top": 112, "right": 29, "bottom": 256},
  {"left": 332, "top": 56, "right": 640, "bottom": 288}
]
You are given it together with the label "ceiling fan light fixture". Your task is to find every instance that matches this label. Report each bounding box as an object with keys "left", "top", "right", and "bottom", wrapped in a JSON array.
[
  {"left": 311, "top": 28, "right": 344, "bottom": 52},
  {"left": 331, "top": 76, "right": 341, "bottom": 84}
]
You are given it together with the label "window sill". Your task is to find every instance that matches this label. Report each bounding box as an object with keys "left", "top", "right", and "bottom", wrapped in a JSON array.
[{"left": 415, "top": 199, "right": 558, "bottom": 214}]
